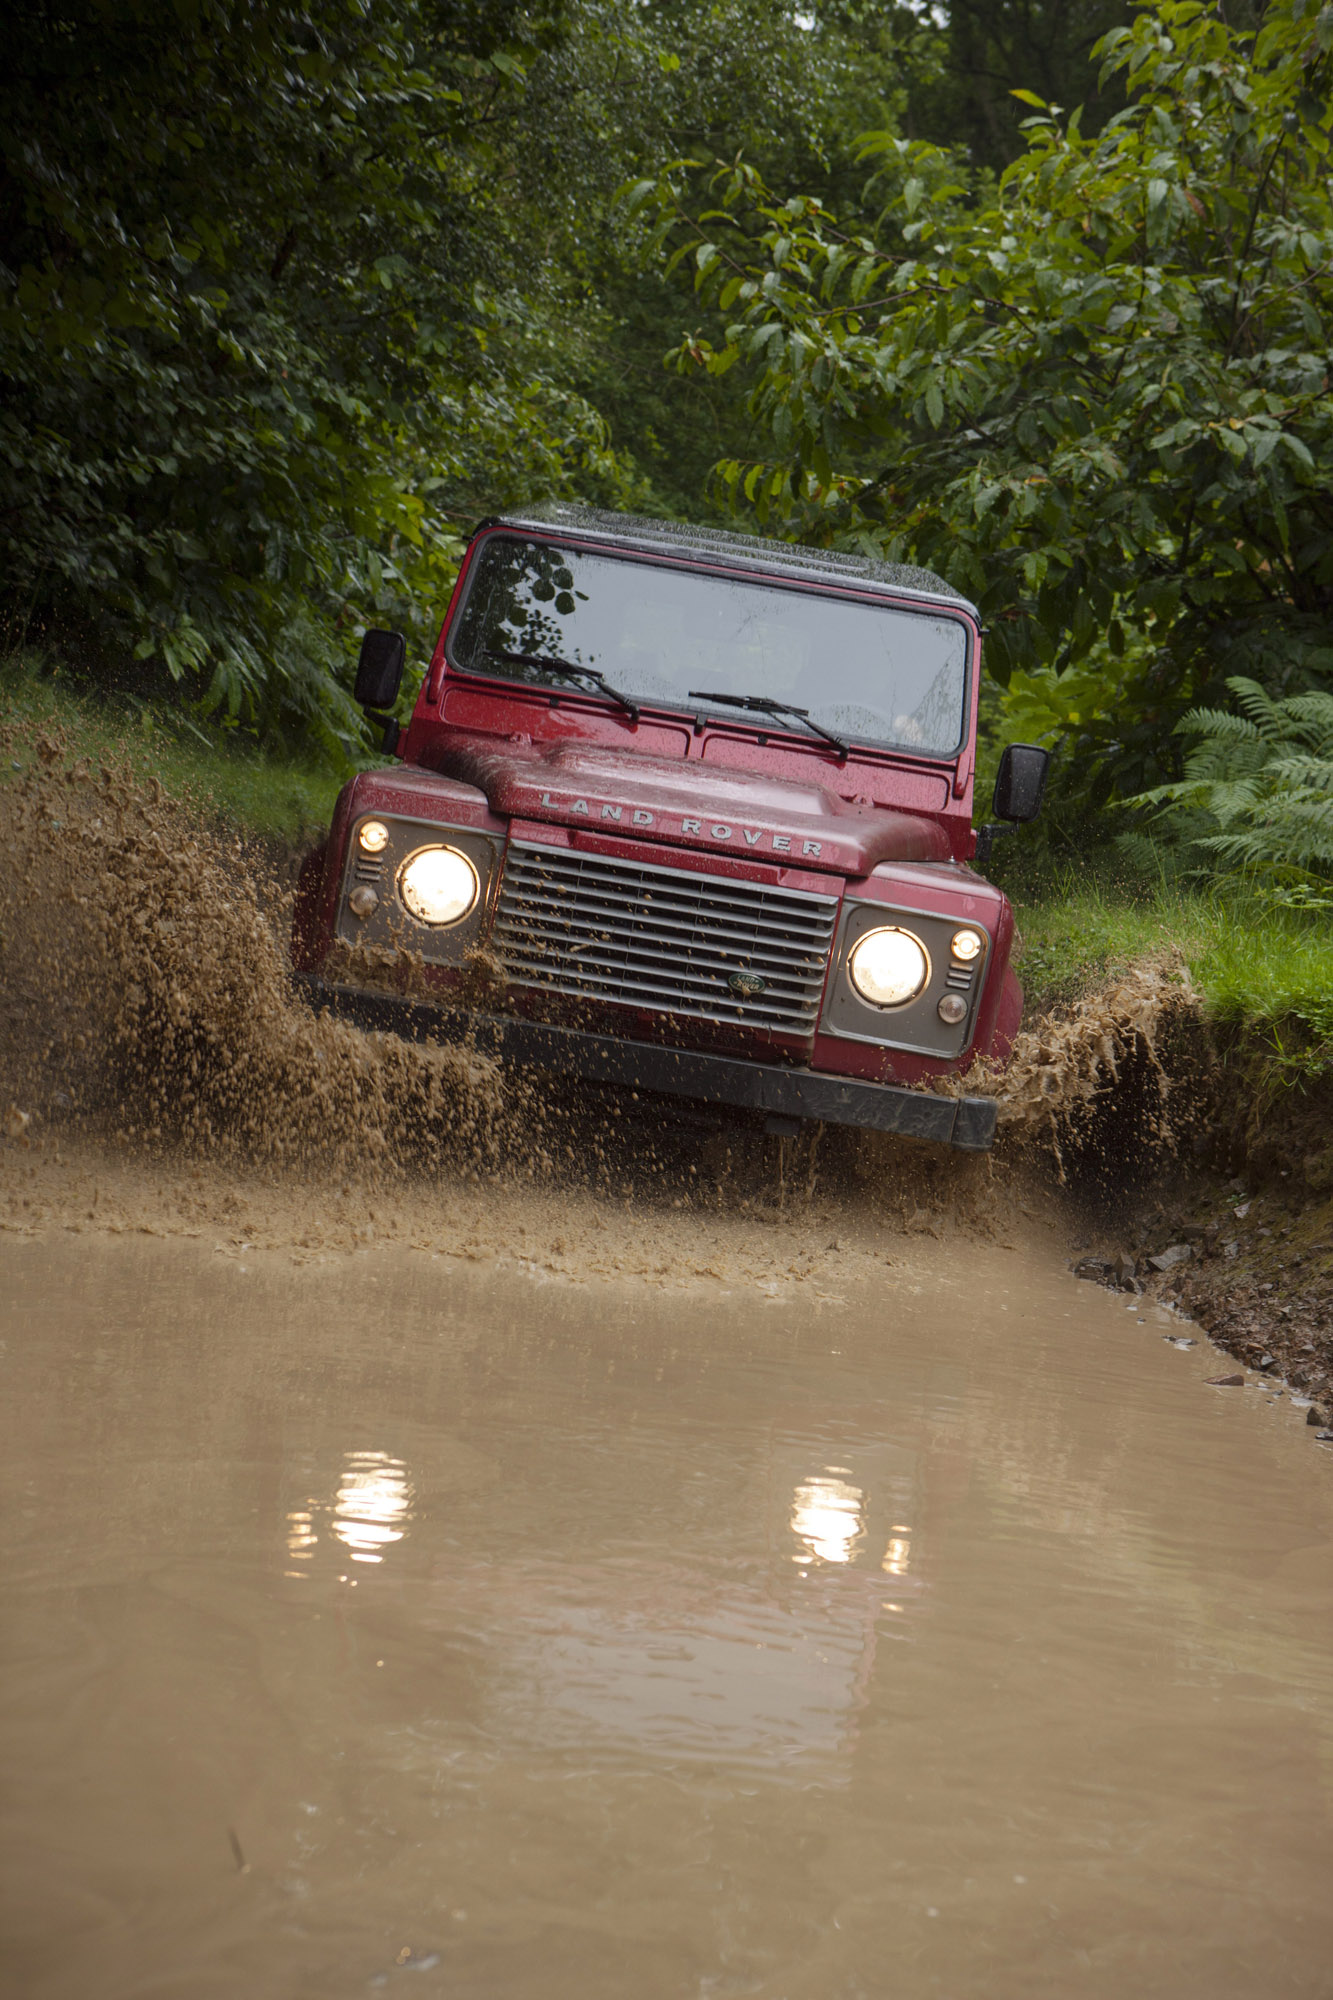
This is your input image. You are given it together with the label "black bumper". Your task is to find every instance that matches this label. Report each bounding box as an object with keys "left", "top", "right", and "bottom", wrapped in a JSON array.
[{"left": 295, "top": 975, "right": 999, "bottom": 1152}]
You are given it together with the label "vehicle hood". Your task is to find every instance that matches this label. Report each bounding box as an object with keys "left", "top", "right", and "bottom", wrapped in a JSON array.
[{"left": 429, "top": 737, "right": 950, "bottom": 877}]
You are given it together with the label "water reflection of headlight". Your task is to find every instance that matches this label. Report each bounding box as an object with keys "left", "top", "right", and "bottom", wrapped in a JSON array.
[
  {"left": 881, "top": 1535, "right": 911, "bottom": 1577},
  {"left": 791, "top": 1472, "right": 865, "bottom": 1564},
  {"left": 333, "top": 1451, "right": 413, "bottom": 1564},
  {"left": 286, "top": 1508, "right": 317, "bottom": 1568}
]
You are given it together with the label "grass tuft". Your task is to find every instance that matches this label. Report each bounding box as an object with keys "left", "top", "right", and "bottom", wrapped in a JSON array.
[{"left": 1015, "top": 874, "right": 1333, "bottom": 1075}]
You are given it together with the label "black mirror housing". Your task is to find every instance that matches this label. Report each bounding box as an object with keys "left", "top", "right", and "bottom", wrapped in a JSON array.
[
  {"left": 355, "top": 628, "right": 406, "bottom": 711},
  {"left": 992, "top": 743, "right": 1050, "bottom": 824}
]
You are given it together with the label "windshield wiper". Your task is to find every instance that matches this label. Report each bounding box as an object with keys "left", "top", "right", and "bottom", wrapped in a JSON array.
[
  {"left": 485, "top": 647, "right": 640, "bottom": 723},
  {"left": 687, "top": 690, "right": 848, "bottom": 758}
]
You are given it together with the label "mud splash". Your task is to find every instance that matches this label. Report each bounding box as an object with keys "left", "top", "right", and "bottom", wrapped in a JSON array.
[
  {"left": 1, "top": 735, "right": 1208, "bottom": 1264},
  {"left": 1, "top": 733, "right": 504, "bottom": 1176},
  {"left": 993, "top": 958, "right": 1206, "bottom": 1172}
]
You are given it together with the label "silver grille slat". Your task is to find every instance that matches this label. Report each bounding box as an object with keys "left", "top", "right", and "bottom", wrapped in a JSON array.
[
  {"left": 507, "top": 892, "right": 822, "bottom": 948},
  {"left": 504, "top": 942, "right": 820, "bottom": 1005},
  {"left": 494, "top": 842, "right": 837, "bottom": 1031},
  {"left": 505, "top": 910, "right": 823, "bottom": 974},
  {"left": 504, "top": 871, "right": 824, "bottom": 938}
]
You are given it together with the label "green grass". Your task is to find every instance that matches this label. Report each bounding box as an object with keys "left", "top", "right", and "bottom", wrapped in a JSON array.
[
  {"left": 1014, "top": 872, "right": 1333, "bottom": 1070},
  {"left": 1, "top": 652, "right": 347, "bottom": 846}
]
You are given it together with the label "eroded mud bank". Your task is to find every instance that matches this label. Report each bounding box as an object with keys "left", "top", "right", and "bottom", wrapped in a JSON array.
[{"left": 1064, "top": 1096, "right": 1333, "bottom": 1433}]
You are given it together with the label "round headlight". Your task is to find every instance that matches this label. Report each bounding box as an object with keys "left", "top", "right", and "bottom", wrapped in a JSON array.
[
  {"left": 848, "top": 926, "right": 930, "bottom": 1008},
  {"left": 358, "top": 819, "right": 389, "bottom": 854},
  {"left": 951, "top": 927, "right": 984, "bottom": 962},
  {"left": 397, "top": 846, "right": 480, "bottom": 927}
]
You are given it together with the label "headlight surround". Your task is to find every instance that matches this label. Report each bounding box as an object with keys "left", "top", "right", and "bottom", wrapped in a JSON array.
[
  {"left": 847, "top": 926, "right": 930, "bottom": 1008},
  {"left": 397, "top": 845, "right": 480, "bottom": 928}
]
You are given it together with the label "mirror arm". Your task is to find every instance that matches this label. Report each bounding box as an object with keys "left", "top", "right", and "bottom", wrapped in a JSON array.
[
  {"left": 364, "top": 709, "right": 400, "bottom": 755},
  {"left": 974, "top": 822, "right": 1014, "bottom": 872}
]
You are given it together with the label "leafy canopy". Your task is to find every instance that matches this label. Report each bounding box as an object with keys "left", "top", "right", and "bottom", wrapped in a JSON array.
[
  {"left": 635, "top": 0, "right": 1333, "bottom": 792},
  {"left": 2, "top": 0, "right": 910, "bottom": 748},
  {"left": 1, "top": 0, "right": 617, "bottom": 746}
]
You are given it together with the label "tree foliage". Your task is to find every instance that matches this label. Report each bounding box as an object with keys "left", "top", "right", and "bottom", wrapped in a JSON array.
[
  {"left": 2, "top": 1, "right": 608, "bottom": 744},
  {"left": 852, "top": 0, "right": 1137, "bottom": 168},
  {"left": 639, "top": 0, "right": 1333, "bottom": 792},
  {"left": 7, "top": 0, "right": 1332, "bottom": 792},
  {"left": 1, "top": 0, "right": 897, "bottom": 746}
]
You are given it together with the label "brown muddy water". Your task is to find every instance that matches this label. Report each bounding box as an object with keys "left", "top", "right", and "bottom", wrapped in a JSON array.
[
  {"left": 2, "top": 1222, "right": 1332, "bottom": 2000},
  {"left": 1, "top": 738, "right": 1328, "bottom": 1994}
]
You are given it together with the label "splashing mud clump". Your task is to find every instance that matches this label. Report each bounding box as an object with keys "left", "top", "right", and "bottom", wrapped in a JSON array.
[
  {"left": 0, "top": 733, "right": 503, "bottom": 1175},
  {"left": 989, "top": 959, "right": 1208, "bottom": 1177}
]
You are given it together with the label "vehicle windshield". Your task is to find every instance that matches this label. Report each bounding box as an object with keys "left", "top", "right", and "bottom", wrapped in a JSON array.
[{"left": 448, "top": 536, "right": 969, "bottom": 759}]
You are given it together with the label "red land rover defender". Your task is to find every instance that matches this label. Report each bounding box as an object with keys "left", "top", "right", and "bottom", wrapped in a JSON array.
[{"left": 293, "top": 506, "right": 1048, "bottom": 1151}]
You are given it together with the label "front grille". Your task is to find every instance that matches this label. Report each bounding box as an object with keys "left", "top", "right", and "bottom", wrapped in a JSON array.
[{"left": 492, "top": 842, "right": 838, "bottom": 1033}]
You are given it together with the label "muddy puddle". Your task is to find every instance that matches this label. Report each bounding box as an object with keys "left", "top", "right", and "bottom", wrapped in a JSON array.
[
  {"left": 3, "top": 736, "right": 1330, "bottom": 1994},
  {"left": 2, "top": 1226, "right": 1331, "bottom": 2000}
]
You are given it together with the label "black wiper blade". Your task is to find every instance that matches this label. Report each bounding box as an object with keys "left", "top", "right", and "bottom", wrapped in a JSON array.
[
  {"left": 485, "top": 648, "right": 639, "bottom": 723},
  {"left": 687, "top": 689, "right": 848, "bottom": 758}
]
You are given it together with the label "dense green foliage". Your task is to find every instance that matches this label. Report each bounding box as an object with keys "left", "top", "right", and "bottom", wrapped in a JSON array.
[
  {"left": 0, "top": 0, "right": 908, "bottom": 748},
  {"left": 870, "top": 0, "right": 1138, "bottom": 165},
  {"left": 3, "top": 0, "right": 610, "bottom": 746},
  {"left": 643, "top": 0, "right": 1333, "bottom": 799},
  {"left": 5, "top": 0, "right": 1155, "bottom": 753},
  {"left": 1131, "top": 676, "right": 1333, "bottom": 877}
]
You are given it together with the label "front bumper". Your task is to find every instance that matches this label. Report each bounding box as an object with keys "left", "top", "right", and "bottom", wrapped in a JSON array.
[{"left": 295, "top": 975, "right": 999, "bottom": 1152}]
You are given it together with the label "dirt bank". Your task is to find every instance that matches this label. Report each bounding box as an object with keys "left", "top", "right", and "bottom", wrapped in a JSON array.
[{"left": 1064, "top": 1079, "right": 1333, "bottom": 1436}]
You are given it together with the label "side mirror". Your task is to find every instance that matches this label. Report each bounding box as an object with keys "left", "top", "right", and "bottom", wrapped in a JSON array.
[
  {"left": 354, "top": 628, "right": 406, "bottom": 711},
  {"left": 992, "top": 743, "right": 1050, "bottom": 823}
]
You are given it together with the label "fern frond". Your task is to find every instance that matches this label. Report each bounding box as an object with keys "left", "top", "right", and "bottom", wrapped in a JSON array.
[
  {"left": 1185, "top": 741, "right": 1270, "bottom": 782},
  {"left": 1266, "top": 754, "right": 1333, "bottom": 794},
  {"left": 1276, "top": 692, "right": 1333, "bottom": 735},
  {"left": 1226, "top": 676, "right": 1284, "bottom": 731},
  {"left": 1127, "top": 677, "right": 1333, "bottom": 885},
  {"left": 1176, "top": 706, "right": 1260, "bottom": 743}
]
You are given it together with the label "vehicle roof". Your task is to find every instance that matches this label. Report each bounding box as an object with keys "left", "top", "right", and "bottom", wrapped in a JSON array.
[{"left": 481, "top": 504, "right": 976, "bottom": 615}]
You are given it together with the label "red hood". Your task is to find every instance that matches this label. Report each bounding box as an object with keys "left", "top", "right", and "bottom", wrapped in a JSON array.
[{"left": 429, "top": 738, "right": 949, "bottom": 877}]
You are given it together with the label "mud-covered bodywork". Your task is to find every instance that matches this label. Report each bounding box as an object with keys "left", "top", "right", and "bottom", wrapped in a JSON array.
[{"left": 295, "top": 506, "right": 1029, "bottom": 1150}]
